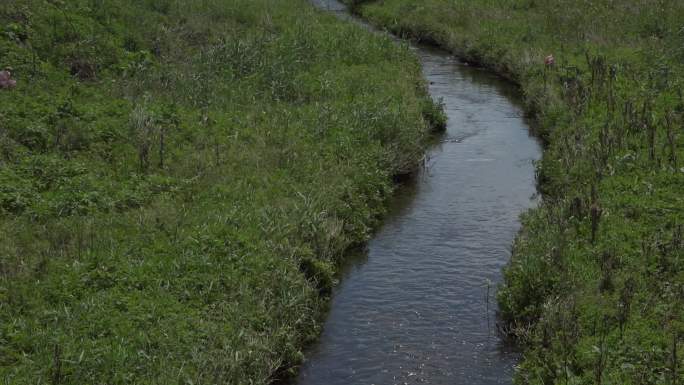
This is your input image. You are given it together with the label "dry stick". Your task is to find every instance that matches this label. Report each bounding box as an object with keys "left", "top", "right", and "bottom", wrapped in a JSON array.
[
  {"left": 139, "top": 136, "right": 149, "bottom": 172},
  {"left": 665, "top": 112, "right": 677, "bottom": 169},
  {"left": 89, "top": 219, "right": 94, "bottom": 255},
  {"left": 31, "top": 44, "right": 38, "bottom": 78},
  {"left": 595, "top": 317, "right": 608, "bottom": 385},
  {"left": 52, "top": 344, "right": 62, "bottom": 385},
  {"left": 543, "top": 65, "right": 548, "bottom": 94},
  {"left": 647, "top": 106, "right": 656, "bottom": 163},
  {"left": 562, "top": 300, "right": 579, "bottom": 385},
  {"left": 214, "top": 133, "right": 220, "bottom": 166},
  {"left": 586, "top": 52, "right": 594, "bottom": 86},
  {"left": 608, "top": 66, "right": 616, "bottom": 114},
  {"left": 159, "top": 126, "right": 165, "bottom": 169},
  {"left": 590, "top": 185, "right": 602, "bottom": 245},
  {"left": 673, "top": 331, "right": 679, "bottom": 385},
  {"left": 639, "top": 100, "right": 651, "bottom": 147},
  {"left": 618, "top": 278, "right": 634, "bottom": 340},
  {"left": 77, "top": 220, "right": 82, "bottom": 260},
  {"left": 600, "top": 120, "right": 609, "bottom": 167}
]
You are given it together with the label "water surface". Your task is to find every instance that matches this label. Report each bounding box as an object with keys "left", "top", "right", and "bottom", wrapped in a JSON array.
[{"left": 298, "top": 2, "right": 541, "bottom": 384}]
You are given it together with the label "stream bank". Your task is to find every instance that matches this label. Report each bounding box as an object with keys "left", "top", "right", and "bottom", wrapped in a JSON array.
[
  {"left": 297, "top": 1, "right": 541, "bottom": 384},
  {"left": 352, "top": 0, "right": 684, "bottom": 383}
]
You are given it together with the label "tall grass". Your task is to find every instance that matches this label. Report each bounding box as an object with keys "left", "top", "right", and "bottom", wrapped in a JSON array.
[
  {"left": 0, "top": 0, "right": 443, "bottom": 383},
  {"left": 353, "top": 0, "right": 684, "bottom": 383}
]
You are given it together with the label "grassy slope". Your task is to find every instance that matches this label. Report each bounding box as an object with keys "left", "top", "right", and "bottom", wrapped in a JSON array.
[
  {"left": 0, "top": 1, "right": 444, "bottom": 383},
  {"left": 353, "top": 0, "right": 684, "bottom": 384}
]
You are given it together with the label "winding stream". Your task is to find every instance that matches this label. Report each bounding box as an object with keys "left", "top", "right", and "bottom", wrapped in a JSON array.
[{"left": 299, "top": 1, "right": 542, "bottom": 384}]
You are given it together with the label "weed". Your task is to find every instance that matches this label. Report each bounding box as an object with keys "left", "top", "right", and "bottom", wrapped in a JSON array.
[
  {"left": 0, "top": 0, "right": 442, "bottom": 383},
  {"left": 354, "top": 0, "right": 684, "bottom": 383}
]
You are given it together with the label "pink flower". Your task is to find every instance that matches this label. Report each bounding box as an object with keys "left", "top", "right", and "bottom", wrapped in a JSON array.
[
  {"left": 544, "top": 55, "right": 555, "bottom": 67},
  {"left": 0, "top": 70, "right": 16, "bottom": 89}
]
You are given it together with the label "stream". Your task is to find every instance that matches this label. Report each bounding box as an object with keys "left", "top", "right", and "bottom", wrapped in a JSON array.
[{"left": 298, "top": 1, "right": 542, "bottom": 384}]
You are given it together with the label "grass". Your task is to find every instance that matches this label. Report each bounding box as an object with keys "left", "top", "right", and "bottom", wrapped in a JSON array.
[
  {"left": 350, "top": 0, "right": 684, "bottom": 384},
  {"left": 0, "top": 0, "right": 444, "bottom": 383}
]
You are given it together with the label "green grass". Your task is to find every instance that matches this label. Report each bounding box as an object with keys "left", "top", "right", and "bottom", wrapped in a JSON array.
[
  {"left": 0, "top": 1, "right": 444, "bottom": 383},
  {"left": 351, "top": 0, "right": 684, "bottom": 384}
]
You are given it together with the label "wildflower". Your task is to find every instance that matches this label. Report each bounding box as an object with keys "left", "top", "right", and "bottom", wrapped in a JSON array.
[
  {"left": 544, "top": 55, "right": 555, "bottom": 67},
  {"left": 0, "top": 69, "right": 16, "bottom": 89}
]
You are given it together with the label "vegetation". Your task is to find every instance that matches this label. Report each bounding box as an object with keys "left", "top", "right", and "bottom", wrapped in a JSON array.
[
  {"left": 0, "top": 0, "right": 443, "bottom": 383},
  {"left": 351, "top": 0, "right": 684, "bottom": 383}
]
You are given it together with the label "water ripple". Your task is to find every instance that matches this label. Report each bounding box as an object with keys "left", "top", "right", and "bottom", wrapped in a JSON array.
[{"left": 298, "top": 1, "right": 541, "bottom": 384}]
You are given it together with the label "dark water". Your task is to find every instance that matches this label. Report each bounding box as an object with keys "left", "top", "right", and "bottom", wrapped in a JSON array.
[{"left": 298, "top": 1, "right": 542, "bottom": 384}]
